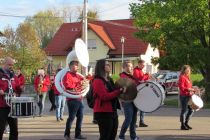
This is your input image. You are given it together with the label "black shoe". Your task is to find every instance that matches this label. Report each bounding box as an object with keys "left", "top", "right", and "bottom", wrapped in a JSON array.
[
  {"left": 181, "top": 124, "right": 189, "bottom": 130},
  {"left": 57, "top": 118, "right": 61, "bottom": 122},
  {"left": 92, "top": 120, "right": 98, "bottom": 124},
  {"left": 75, "top": 135, "right": 86, "bottom": 139},
  {"left": 60, "top": 118, "right": 64, "bottom": 121},
  {"left": 185, "top": 123, "right": 192, "bottom": 129},
  {"left": 139, "top": 122, "right": 148, "bottom": 127},
  {"left": 49, "top": 107, "right": 53, "bottom": 112},
  {"left": 64, "top": 135, "right": 71, "bottom": 140}
]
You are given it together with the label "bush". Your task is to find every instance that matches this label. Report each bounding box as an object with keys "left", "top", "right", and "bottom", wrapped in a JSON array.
[{"left": 191, "top": 74, "right": 204, "bottom": 87}]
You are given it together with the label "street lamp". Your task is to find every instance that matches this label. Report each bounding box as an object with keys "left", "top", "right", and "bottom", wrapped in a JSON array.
[{"left": 121, "top": 36, "right": 125, "bottom": 72}]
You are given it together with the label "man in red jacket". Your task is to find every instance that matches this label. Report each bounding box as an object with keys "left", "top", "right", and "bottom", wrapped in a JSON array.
[
  {"left": 63, "top": 60, "right": 86, "bottom": 140},
  {"left": 133, "top": 59, "right": 150, "bottom": 127},
  {"left": 0, "top": 57, "right": 20, "bottom": 140},
  {"left": 34, "top": 69, "right": 50, "bottom": 116}
]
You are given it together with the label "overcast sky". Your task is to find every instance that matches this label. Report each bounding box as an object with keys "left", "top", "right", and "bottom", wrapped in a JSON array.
[{"left": 0, "top": 0, "right": 139, "bottom": 31}]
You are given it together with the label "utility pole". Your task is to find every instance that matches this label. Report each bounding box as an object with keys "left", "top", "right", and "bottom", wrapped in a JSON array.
[
  {"left": 121, "top": 36, "right": 125, "bottom": 72},
  {"left": 82, "top": 0, "right": 88, "bottom": 46},
  {"left": 82, "top": 0, "right": 88, "bottom": 75}
]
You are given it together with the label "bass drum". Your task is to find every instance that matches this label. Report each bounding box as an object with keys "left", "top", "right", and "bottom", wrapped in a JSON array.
[
  {"left": 134, "top": 81, "right": 165, "bottom": 113},
  {"left": 188, "top": 94, "right": 203, "bottom": 111}
]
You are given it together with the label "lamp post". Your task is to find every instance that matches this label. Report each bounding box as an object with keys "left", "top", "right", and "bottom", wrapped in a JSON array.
[{"left": 121, "top": 36, "right": 125, "bottom": 72}]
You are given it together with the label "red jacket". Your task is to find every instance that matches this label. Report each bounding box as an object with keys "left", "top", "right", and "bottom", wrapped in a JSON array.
[
  {"left": 0, "top": 69, "right": 20, "bottom": 108},
  {"left": 62, "top": 71, "right": 84, "bottom": 100},
  {"left": 92, "top": 78, "right": 121, "bottom": 113},
  {"left": 16, "top": 73, "right": 25, "bottom": 96},
  {"left": 34, "top": 75, "right": 50, "bottom": 93},
  {"left": 178, "top": 74, "right": 192, "bottom": 96},
  {"left": 133, "top": 67, "right": 149, "bottom": 84}
]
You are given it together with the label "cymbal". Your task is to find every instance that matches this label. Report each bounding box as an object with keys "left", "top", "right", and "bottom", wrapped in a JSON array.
[{"left": 115, "top": 78, "right": 137, "bottom": 102}]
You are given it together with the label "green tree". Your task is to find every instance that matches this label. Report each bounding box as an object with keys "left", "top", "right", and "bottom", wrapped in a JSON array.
[
  {"left": 78, "top": 9, "right": 99, "bottom": 21},
  {"left": 25, "top": 10, "right": 64, "bottom": 48},
  {"left": 130, "top": 0, "right": 210, "bottom": 101},
  {"left": 1, "top": 24, "right": 46, "bottom": 82}
]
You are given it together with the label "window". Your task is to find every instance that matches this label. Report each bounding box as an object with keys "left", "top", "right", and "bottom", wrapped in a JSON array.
[{"left": 88, "top": 39, "right": 97, "bottom": 49}]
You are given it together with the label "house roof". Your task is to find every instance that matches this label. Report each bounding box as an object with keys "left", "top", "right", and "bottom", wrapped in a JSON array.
[
  {"left": 88, "top": 23, "right": 115, "bottom": 50},
  {"left": 45, "top": 19, "right": 148, "bottom": 56}
]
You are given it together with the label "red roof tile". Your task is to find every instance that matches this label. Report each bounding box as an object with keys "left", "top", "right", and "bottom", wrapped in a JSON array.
[
  {"left": 45, "top": 22, "right": 82, "bottom": 56},
  {"left": 45, "top": 19, "right": 148, "bottom": 56}
]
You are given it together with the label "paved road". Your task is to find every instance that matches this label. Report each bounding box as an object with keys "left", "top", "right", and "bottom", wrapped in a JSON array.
[{"left": 3, "top": 96, "right": 210, "bottom": 140}]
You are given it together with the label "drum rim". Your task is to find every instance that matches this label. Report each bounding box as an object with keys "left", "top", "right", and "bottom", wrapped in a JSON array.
[{"left": 134, "top": 81, "right": 165, "bottom": 113}]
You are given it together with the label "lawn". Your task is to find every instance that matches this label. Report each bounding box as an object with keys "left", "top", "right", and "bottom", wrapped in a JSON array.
[{"left": 164, "top": 98, "right": 210, "bottom": 109}]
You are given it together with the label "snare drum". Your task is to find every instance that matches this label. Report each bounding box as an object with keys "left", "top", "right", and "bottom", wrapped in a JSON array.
[
  {"left": 10, "top": 97, "right": 35, "bottom": 118},
  {"left": 188, "top": 94, "right": 203, "bottom": 111},
  {"left": 134, "top": 81, "right": 165, "bottom": 113}
]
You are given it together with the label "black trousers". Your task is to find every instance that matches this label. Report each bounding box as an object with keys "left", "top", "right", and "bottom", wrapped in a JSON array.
[
  {"left": 48, "top": 89, "right": 56, "bottom": 110},
  {"left": 0, "top": 107, "right": 18, "bottom": 140},
  {"left": 95, "top": 112, "right": 118, "bottom": 140}
]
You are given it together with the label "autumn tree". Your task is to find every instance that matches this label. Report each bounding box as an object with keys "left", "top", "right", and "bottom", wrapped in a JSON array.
[
  {"left": 130, "top": 0, "right": 210, "bottom": 101},
  {"left": 25, "top": 10, "right": 64, "bottom": 48}
]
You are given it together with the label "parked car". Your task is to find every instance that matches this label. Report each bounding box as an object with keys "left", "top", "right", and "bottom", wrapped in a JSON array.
[{"left": 153, "top": 71, "right": 180, "bottom": 95}]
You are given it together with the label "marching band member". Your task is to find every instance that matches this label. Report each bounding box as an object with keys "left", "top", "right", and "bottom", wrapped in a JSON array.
[
  {"left": 15, "top": 68, "right": 25, "bottom": 97},
  {"left": 53, "top": 68, "right": 66, "bottom": 122},
  {"left": 178, "top": 65, "right": 199, "bottom": 130},
  {"left": 0, "top": 57, "right": 20, "bottom": 140},
  {"left": 133, "top": 59, "right": 150, "bottom": 127},
  {"left": 92, "top": 59, "right": 122, "bottom": 140},
  {"left": 49, "top": 71, "right": 56, "bottom": 112},
  {"left": 63, "top": 60, "right": 86, "bottom": 140},
  {"left": 119, "top": 60, "right": 140, "bottom": 140},
  {"left": 34, "top": 68, "right": 50, "bottom": 116}
]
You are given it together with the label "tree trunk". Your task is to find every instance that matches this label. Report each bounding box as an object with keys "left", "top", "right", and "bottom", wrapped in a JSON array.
[{"left": 205, "top": 65, "right": 210, "bottom": 102}]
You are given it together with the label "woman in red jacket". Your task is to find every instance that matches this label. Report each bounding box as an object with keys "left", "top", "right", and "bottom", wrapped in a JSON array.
[
  {"left": 178, "top": 65, "right": 198, "bottom": 130},
  {"left": 92, "top": 59, "right": 123, "bottom": 140},
  {"left": 34, "top": 69, "right": 50, "bottom": 116}
]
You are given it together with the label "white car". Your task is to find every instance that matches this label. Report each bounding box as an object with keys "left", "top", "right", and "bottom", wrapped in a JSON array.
[{"left": 154, "top": 71, "right": 180, "bottom": 95}]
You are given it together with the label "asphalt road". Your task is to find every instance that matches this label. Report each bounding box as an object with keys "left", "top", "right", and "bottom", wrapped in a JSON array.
[{"left": 3, "top": 95, "right": 210, "bottom": 140}]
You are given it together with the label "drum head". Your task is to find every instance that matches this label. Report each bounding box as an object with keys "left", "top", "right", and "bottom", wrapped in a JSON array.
[
  {"left": 191, "top": 94, "right": 204, "bottom": 109},
  {"left": 134, "top": 82, "right": 164, "bottom": 113}
]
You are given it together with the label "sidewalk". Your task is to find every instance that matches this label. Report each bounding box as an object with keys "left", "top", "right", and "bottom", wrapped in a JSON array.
[{"left": 3, "top": 99, "right": 210, "bottom": 140}]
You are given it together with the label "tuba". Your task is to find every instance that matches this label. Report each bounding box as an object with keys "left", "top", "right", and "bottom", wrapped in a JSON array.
[{"left": 55, "top": 38, "right": 90, "bottom": 98}]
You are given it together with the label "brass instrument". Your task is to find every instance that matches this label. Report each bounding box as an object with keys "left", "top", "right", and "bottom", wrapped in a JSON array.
[
  {"left": 66, "top": 78, "right": 90, "bottom": 95},
  {"left": 55, "top": 39, "right": 90, "bottom": 99},
  {"left": 37, "top": 75, "right": 44, "bottom": 95}
]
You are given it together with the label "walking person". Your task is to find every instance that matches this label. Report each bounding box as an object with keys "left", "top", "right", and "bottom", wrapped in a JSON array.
[
  {"left": 49, "top": 71, "right": 56, "bottom": 112},
  {"left": 63, "top": 60, "right": 87, "bottom": 140},
  {"left": 53, "top": 68, "right": 66, "bottom": 121},
  {"left": 34, "top": 68, "right": 50, "bottom": 116},
  {"left": 0, "top": 57, "right": 21, "bottom": 140},
  {"left": 92, "top": 59, "right": 123, "bottom": 140},
  {"left": 178, "top": 65, "right": 199, "bottom": 130},
  {"left": 133, "top": 59, "right": 150, "bottom": 127},
  {"left": 119, "top": 60, "right": 140, "bottom": 140}
]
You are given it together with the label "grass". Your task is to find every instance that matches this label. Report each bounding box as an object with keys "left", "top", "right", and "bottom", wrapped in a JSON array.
[{"left": 164, "top": 98, "right": 210, "bottom": 109}]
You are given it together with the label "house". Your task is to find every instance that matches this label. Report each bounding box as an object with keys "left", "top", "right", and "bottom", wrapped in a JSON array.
[{"left": 45, "top": 19, "right": 159, "bottom": 74}]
